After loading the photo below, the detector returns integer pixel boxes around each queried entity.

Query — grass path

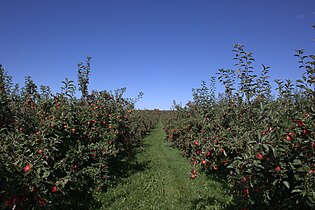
[96,123,233,209]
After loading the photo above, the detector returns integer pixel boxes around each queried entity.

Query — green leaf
[272,179,279,186]
[291,189,302,193]
[36,168,41,175]
[43,171,50,178]
[296,167,308,173]
[293,159,302,166]
[262,144,269,153]
[270,146,277,158]
[283,181,290,189]
[294,174,303,181]
[297,84,306,89]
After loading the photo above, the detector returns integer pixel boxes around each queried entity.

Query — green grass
[95,123,233,209]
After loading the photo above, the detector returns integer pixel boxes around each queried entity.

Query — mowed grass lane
[96,123,233,209]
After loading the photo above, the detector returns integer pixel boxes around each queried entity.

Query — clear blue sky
[1,0,314,110]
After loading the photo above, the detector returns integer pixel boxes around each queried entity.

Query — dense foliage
[0,59,159,209]
[164,44,315,209]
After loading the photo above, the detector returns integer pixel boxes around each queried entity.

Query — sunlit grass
[95,123,233,209]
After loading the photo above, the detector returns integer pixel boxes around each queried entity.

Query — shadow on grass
[54,190,103,210]
[107,144,151,187]
[190,196,236,210]
[97,191,130,210]
[190,178,237,210]
[96,145,152,209]
[190,169,237,210]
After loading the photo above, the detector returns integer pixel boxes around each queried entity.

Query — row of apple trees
[164,44,315,209]
[0,58,159,209]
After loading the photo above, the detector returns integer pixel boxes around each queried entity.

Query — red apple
[275,165,281,172]
[51,186,57,193]
[23,164,31,173]
[256,153,264,160]
[241,177,247,183]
